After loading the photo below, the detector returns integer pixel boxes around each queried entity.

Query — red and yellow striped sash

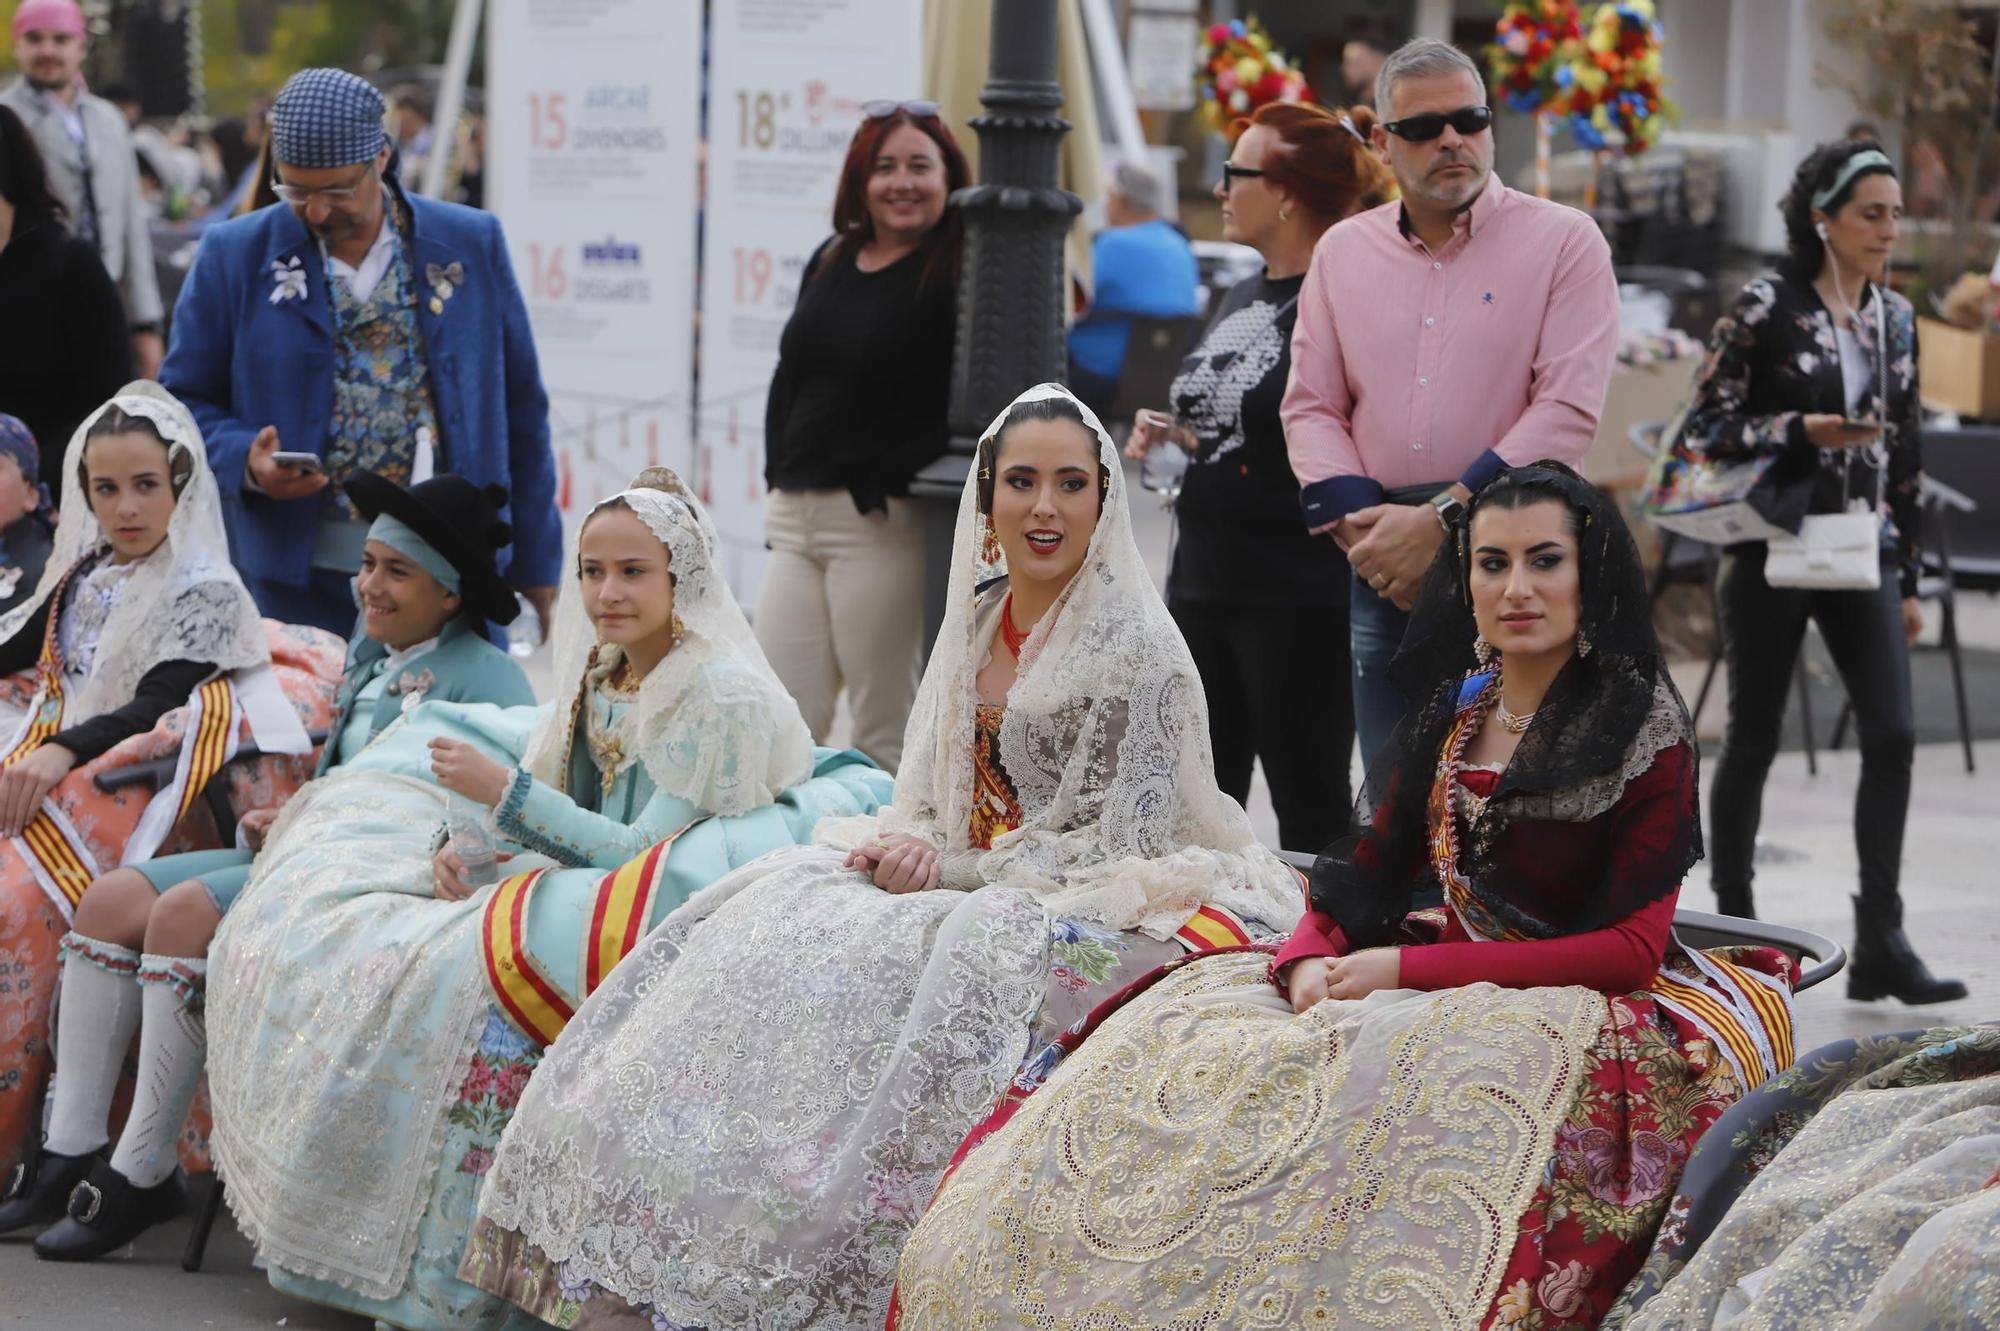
[582,826,694,998]
[4,562,97,911]
[482,868,573,1046]
[172,679,238,824]
[1173,903,1253,954]
[1648,949,1794,1091]
[486,826,703,1046]
[3,561,82,766]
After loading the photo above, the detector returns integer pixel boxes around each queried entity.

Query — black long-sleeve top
[0,557,213,764]
[762,238,956,515]
[1680,272,1923,596]
[0,220,134,480]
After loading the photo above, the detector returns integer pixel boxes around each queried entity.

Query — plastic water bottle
[446,794,501,889]
[507,592,543,659]
[1133,409,1191,495]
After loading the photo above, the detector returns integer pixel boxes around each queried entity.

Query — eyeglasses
[1219,163,1268,190]
[862,99,941,120]
[1380,105,1493,143]
[271,170,374,206]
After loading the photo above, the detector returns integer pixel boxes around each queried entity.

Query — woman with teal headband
[1670,137,1963,1009]
[12,470,535,1261]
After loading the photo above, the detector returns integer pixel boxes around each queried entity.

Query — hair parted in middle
[825,106,971,293]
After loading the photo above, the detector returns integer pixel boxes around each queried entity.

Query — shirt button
[1425,316,1436,326]
[1432,261,1442,270]
[1419,377,1429,386]
[1414,442,1426,451]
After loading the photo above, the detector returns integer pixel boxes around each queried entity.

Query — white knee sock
[109,956,208,1188]
[41,934,143,1158]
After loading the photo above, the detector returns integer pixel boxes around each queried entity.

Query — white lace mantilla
[519,470,811,816]
[0,383,268,721]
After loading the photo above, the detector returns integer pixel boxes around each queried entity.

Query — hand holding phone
[247,426,330,500]
[269,450,324,474]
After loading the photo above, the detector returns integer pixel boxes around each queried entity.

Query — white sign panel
[697,0,926,603]
[487,0,701,539]
[1129,12,1199,112]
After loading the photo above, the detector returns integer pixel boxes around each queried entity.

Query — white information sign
[697,0,926,603]
[1128,11,1199,112]
[487,0,701,540]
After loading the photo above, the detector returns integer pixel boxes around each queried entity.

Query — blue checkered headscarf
[270,68,390,170]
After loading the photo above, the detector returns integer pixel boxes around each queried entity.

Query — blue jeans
[1350,571,1414,785]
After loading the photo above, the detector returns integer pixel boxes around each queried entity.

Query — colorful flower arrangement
[1487,0,1671,156]
[1196,17,1312,131]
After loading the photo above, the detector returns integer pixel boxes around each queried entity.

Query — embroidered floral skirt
[891,944,1794,1331]
[268,1009,548,1331]
[0,624,340,1175]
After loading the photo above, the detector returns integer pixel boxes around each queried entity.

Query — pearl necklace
[1496,696,1537,733]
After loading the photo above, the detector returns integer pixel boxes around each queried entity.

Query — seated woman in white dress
[458,383,1305,1331]
[203,469,891,1331]
[0,383,324,1192]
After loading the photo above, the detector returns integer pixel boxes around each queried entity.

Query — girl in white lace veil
[462,384,1302,1331]
[0,382,268,727]
[514,467,812,817]
[850,380,1299,934]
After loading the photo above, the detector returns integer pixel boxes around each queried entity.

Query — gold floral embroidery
[895,952,1603,1331]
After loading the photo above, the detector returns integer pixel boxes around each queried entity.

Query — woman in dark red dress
[894,462,1800,1331]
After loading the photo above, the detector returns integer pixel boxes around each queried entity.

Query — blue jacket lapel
[260,210,332,340]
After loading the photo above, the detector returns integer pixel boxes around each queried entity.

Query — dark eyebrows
[1472,541,1566,556]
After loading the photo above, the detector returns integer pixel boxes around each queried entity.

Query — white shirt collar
[382,634,439,673]
[320,219,398,305]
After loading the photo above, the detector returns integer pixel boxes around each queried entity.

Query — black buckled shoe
[0,1142,98,1237]
[31,1159,186,1262]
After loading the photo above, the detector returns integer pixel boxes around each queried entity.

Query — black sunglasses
[863,99,941,120]
[1219,162,1267,189]
[1381,105,1493,143]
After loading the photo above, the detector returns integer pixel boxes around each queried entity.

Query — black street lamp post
[911,0,1082,650]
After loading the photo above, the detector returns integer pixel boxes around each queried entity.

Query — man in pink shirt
[1282,38,1618,771]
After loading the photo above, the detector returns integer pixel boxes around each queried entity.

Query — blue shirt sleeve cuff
[1457,449,1508,494]
[1299,476,1386,530]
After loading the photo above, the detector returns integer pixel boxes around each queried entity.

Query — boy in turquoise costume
[6,470,533,1258]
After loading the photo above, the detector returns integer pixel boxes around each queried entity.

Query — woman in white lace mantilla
[458,383,1304,1331]
[0,383,306,1186]
[203,469,886,1331]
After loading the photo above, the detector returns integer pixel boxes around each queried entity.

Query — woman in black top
[1683,139,1962,1005]
[755,103,968,772]
[0,107,132,480]
[1124,102,1392,851]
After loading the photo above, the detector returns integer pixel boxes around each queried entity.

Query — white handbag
[1763,293,1887,591]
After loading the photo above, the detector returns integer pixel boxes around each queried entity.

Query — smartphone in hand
[269,451,325,474]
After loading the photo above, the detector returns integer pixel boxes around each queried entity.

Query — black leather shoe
[0,1142,98,1236]
[31,1160,186,1261]
[1848,896,1970,1006]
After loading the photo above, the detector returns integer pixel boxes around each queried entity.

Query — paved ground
[5,475,1995,1326]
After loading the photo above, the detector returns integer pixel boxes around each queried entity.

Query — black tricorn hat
[343,471,521,626]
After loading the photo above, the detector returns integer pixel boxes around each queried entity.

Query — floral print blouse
[1681,272,1923,595]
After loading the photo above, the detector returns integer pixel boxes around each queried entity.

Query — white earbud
[1816,221,1829,239]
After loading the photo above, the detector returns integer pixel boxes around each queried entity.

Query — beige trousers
[754,488,925,772]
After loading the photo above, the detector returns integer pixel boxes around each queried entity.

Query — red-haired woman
[1124,102,1393,852]
[755,102,969,773]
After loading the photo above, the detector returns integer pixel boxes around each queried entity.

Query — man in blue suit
[162,68,559,637]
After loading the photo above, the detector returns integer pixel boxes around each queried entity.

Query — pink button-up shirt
[1281,177,1619,530]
